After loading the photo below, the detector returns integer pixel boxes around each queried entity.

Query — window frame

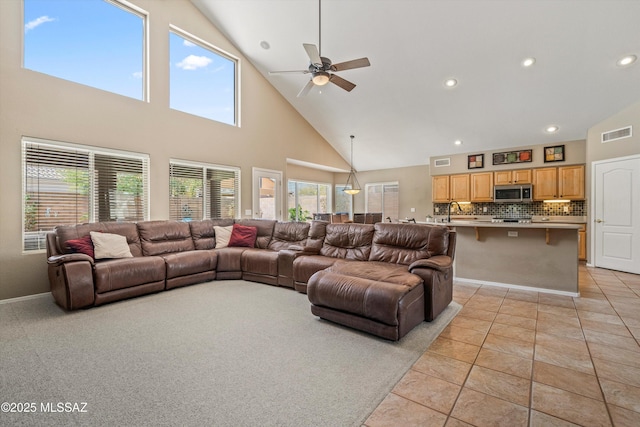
[169,25,240,126]
[365,181,400,222]
[287,179,332,221]
[169,158,241,221]
[22,136,150,253]
[23,0,149,102]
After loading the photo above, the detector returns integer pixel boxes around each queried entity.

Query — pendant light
[343,135,361,195]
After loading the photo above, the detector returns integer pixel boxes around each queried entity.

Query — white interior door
[252,168,282,220]
[593,156,640,274]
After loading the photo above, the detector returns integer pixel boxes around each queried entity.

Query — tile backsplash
[433,201,586,218]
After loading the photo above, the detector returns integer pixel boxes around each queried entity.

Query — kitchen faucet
[447,201,462,223]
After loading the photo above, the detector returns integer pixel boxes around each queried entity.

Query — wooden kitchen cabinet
[432,174,470,202]
[559,165,585,200]
[432,175,450,203]
[450,174,470,202]
[578,224,587,261]
[471,172,494,202]
[494,169,532,185]
[533,165,585,201]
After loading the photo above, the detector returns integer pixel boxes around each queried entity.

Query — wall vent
[434,158,451,167]
[602,126,632,143]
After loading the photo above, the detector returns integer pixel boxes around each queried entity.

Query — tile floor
[364,265,640,427]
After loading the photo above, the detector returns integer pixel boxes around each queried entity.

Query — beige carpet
[1,280,460,426]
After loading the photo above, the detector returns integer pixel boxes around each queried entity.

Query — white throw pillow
[90,231,133,259]
[214,225,233,249]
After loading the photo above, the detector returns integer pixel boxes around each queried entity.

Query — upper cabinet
[432,174,470,202]
[532,164,585,201]
[471,172,494,202]
[494,169,532,186]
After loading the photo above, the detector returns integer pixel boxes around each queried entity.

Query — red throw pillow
[66,234,94,259]
[228,224,258,248]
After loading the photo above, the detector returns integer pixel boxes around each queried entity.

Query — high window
[22,138,150,251]
[169,160,240,221]
[365,182,399,222]
[169,27,237,125]
[24,0,147,100]
[287,180,331,221]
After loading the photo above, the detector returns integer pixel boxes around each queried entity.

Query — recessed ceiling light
[259,40,270,50]
[617,55,637,67]
[454,139,463,145]
[545,125,559,133]
[444,78,458,88]
[522,57,536,67]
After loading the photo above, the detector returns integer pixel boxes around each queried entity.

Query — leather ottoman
[306,261,425,341]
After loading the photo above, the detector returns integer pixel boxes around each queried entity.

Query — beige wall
[337,164,433,221]
[0,0,349,300]
[430,140,587,175]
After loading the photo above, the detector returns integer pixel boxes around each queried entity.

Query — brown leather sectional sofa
[47,219,455,340]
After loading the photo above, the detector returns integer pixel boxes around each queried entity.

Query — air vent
[602,126,632,143]
[434,158,451,167]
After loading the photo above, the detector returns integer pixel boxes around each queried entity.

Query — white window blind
[22,138,149,251]
[366,182,399,222]
[169,160,240,221]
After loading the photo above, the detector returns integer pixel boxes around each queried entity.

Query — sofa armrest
[408,255,452,273]
[48,253,95,266]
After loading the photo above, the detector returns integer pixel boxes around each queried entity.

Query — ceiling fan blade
[331,57,371,72]
[303,43,323,67]
[268,70,310,75]
[297,79,315,98]
[329,74,356,92]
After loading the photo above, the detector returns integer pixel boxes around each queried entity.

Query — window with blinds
[169,160,240,221]
[365,182,399,222]
[22,138,150,252]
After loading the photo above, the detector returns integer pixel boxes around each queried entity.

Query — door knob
[595,219,603,223]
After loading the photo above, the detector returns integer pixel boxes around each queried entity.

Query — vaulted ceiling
[192,0,640,171]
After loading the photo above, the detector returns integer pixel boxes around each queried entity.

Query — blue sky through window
[169,31,236,125]
[24,0,144,100]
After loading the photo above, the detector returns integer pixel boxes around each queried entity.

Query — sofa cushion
[94,256,165,293]
[90,232,133,259]
[320,223,374,260]
[137,221,195,256]
[293,255,340,284]
[241,248,278,276]
[214,225,233,248]
[190,219,235,250]
[228,224,258,248]
[267,221,310,251]
[161,251,217,279]
[56,222,143,257]
[369,223,450,265]
[235,219,276,249]
[327,261,422,287]
[307,269,422,326]
[65,235,94,259]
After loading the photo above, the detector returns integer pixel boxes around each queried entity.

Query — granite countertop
[409,215,586,229]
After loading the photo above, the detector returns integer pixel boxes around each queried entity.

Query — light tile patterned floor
[364,265,640,427]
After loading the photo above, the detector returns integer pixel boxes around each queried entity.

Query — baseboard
[454,277,579,297]
[0,292,51,305]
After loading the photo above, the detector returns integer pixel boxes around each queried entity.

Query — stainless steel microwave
[494,184,533,203]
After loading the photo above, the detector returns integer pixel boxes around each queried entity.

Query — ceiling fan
[268,0,371,97]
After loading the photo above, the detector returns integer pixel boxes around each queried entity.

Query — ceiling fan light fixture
[312,71,330,85]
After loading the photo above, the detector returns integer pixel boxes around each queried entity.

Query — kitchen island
[441,220,582,296]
